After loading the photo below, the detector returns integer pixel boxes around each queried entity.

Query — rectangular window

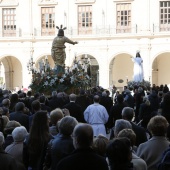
[78,5,92,34]
[116,3,131,33]
[160,1,170,31]
[41,7,55,36]
[2,8,16,37]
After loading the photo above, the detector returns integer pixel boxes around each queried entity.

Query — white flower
[54,77,58,80]
[44,81,48,86]
[47,76,50,79]
[62,74,66,78]
[70,76,75,84]
[50,79,55,84]
[60,78,64,83]
[86,75,90,79]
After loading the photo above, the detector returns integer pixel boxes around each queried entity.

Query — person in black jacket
[39,95,51,113]
[9,102,29,132]
[100,91,113,114]
[75,89,91,113]
[161,92,170,123]
[122,107,147,146]
[106,137,133,170]
[44,116,78,170]
[62,93,85,123]
[138,97,153,129]
[57,123,109,170]
[108,94,127,128]
[124,89,134,109]
[134,87,145,123]
[48,91,59,110]
[148,89,159,113]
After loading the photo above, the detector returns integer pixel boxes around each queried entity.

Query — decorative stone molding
[38,0,58,6]
[113,0,134,2]
[75,0,96,4]
[0,0,19,7]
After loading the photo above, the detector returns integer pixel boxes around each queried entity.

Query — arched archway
[35,55,55,70]
[0,56,22,90]
[76,54,99,87]
[109,53,133,90]
[152,52,170,87]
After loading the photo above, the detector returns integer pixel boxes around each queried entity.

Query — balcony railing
[0,24,170,38]
[31,25,142,38]
[153,23,170,33]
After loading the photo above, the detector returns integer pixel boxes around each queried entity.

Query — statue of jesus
[51,25,78,74]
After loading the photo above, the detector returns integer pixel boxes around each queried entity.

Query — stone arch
[108,51,133,65]
[0,55,22,90]
[74,52,100,65]
[34,54,55,69]
[152,52,170,87]
[109,53,133,90]
[75,53,99,87]
[151,50,170,64]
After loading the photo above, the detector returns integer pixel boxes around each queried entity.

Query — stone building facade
[0,0,170,90]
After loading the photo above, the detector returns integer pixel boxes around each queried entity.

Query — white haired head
[114,119,132,137]
[12,126,28,142]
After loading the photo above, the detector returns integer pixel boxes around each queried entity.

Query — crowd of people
[0,84,170,170]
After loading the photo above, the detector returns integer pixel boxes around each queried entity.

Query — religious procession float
[28,25,91,95]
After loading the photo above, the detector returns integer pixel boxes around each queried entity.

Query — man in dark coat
[124,89,134,109]
[122,107,147,146]
[62,93,85,123]
[39,95,51,113]
[44,116,78,170]
[100,91,113,133]
[29,100,41,129]
[100,91,113,114]
[148,89,159,112]
[9,102,29,132]
[135,87,145,122]
[75,89,91,112]
[48,91,59,110]
[57,123,109,170]
[107,94,127,128]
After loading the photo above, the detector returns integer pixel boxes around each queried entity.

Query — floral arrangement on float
[127,80,151,90]
[27,56,91,95]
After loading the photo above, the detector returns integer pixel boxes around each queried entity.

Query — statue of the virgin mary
[131,51,144,82]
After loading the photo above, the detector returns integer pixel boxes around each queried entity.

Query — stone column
[5,71,13,90]
[98,53,110,89]
[22,62,32,88]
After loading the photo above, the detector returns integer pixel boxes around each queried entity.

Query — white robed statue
[131,51,144,82]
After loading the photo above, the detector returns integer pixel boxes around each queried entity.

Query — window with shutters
[116,3,131,33]
[41,7,55,36]
[78,5,92,34]
[2,8,16,37]
[160,1,170,31]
